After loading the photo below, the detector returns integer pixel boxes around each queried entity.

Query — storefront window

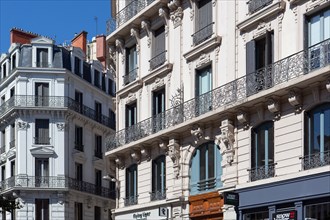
[245,211,269,220]
[305,202,330,220]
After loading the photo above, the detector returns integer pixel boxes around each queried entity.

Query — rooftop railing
[106,0,155,35]
[248,0,273,14]
[0,175,115,199]
[0,95,115,129]
[106,39,330,151]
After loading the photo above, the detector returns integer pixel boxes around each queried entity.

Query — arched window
[190,142,222,195]
[151,155,166,201]
[125,164,137,206]
[251,121,274,181]
[304,103,330,169]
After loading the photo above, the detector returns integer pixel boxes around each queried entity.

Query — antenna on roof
[94,16,98,36]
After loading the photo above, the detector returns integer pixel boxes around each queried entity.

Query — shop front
[237,172,330,220]
[189,191,224,220]
[115,206,171,220]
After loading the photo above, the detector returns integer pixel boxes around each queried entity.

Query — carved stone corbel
[131,150,141,164]
[267,98,281,121]
[168,138,180,178]
[115,39,125,64]
[140,147,150,161]
[130,27,140,53]
[326,79,330,92]
[141,20,151,48]
[56,123,66,131]
[159,140,168,152]
[159,7,169,35]
[152,78,165,91]
[237,110,249,130]
[191,124,204,145]
[115,157,124,169]
[218,119,235,165]
[109,45,116,61]
[288,89,302,114]
[170,7,184,28]
[168,0,181,11]
[126,92,136,104]
[310,82,320,103]
[17,121,28,130]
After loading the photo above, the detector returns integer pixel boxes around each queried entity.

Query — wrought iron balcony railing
[123,68,138,85]
[0,95,115,130]
[248,0,273,14]
[150,190,166,201]
[301,150,330,170]
[74,142,84,152]
[9,140,15,149]
[106,39,330,151]
[0,146,5,154]
[248,163,276,181]
[149,51,167,71]
[0,175,115,198]
[124,195,138,206]
[34,137,51,145]
[192,23,214,46]
[106,0,155,35]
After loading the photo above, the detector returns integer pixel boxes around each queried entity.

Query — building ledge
[237,0,286,32]
[30,146,55,158]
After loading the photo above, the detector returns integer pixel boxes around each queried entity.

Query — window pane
[200,147,206,180]
[208,143,215,179]
[310,15,321,45]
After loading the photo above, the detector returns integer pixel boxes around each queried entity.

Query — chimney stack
[10,28,38,45]
[71,31,88,55]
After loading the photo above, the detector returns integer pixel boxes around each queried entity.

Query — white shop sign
[116,207,169,220]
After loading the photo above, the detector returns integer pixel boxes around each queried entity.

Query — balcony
[74,142,84,152]
[248,0,273,14]
[106,39,330,152]
[301,150,330,170]
[192,23,214,46]
[123,68,138,85]
[248,163,276,181]
[150,190,166,201]
[0,95,115,130]
[124,195,138,206]
[0,175,115,199]
[34,137,51,145]
[149,51,167,71]
[106,0,155,35]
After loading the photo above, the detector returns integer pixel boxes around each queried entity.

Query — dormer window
[74,57,81,76]
[3,63,7,78]
[12,53,16,70]
[94,70,100,88]
[36,48,48,67]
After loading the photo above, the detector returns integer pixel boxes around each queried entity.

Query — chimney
[71,31,88,55]
[96,35,106,67]
[10,28,38,45]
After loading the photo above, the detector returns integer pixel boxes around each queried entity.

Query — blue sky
[0,0,111,53]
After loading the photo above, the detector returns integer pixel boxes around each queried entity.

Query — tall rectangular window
[124,45,137,85]
[74,57,81,75]
[75,91,83,113]
[36,48,48,67]
[125,102,137,127]
[95,101,102,122]
[1,130,5,154]
[94,135,102,159]
[12,54,16,70]
[10,124,15,149]
[74,202,83,220]
[35,83,49,106]
[10,87,14,97]
[95,169,102,195]
[35,199,49,220]
[194,0,213,45]
[94,70,100,88]
[151,156,166,201]
[150,26,166,70]
[3,63,6,78]
[1,165,5,181]
[35,119,50,145]
[125,164,138,206]
[10,161,15,177]
[94,206,101,220]
[152,89,165,132]
[108,79,116,96]
[75,163,83,181]
[196,66,212,115]
[74,126,83,152]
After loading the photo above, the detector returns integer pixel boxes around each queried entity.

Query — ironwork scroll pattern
[302,150,330,170]
[249,163,276,181]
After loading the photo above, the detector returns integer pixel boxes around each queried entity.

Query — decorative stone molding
[191,124,204,145]
[57,192,66,205]
[168,138,180,178]
[256,104,264,121]
[168,0,181,11]
[326,79,330,92]
[237,110,249,130]
[215,46,220,63]
[159,7,169,28]
[109,45,116,62]
[159,140,168,151]
[86,196,93,209]
[306,0,328,12]
[56,123,66,131]
[190,9,194,21]
[141,20,151,48]
[140,147,150,161]
[310,83,320,103]
[115,157,124,169]
[278,13,284,32]
[126,92,136,104]
[115,39,124,54]
[17,121,28,130]
[152,78,165,91]
[293,6,298,23]
[212,0,216,6]
[170,87,184,107]
[253,22,271,39]
[131,150,141,164]
[218,119,235,165]
[170,7,184,28]
[196,53,211,68]
[267,98,281,120]
[288,89,302,114]
[131,28,140,53]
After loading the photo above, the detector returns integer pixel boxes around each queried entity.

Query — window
[94,70,100,88]
[74,202,83,220]
[245,210,269,220]
[95,169,102,195]
[10,161,15,177]
[246,31,274,95]
[36,48,48,67]
[150,26,166,70]
[1,96,5,105]
[35,119,50,145]
[75,163,83,181]
[83,62,91,83]
[10,124,15,149]
[35,83,49,106]
[196,65,212,116]
[75,91,83,113]
[95,101,102,122]
[124,45,137,85]
[190,142,222,195]
[74,126,84,152]
[74,57,81,75]
[102,74,106,92]
[305,201,330,220]
[125,164,138,206]
[10,87,14,97]
[109,109,116,129]
[12,53,16,70]
[126,102,137,127]
[194,0,213,45]
[251,121,275,181]
[108,78,116,96]
[307,8,330,70]
[109,177,116,199]
[35,158,49,187]
[151,155,166,201]
[1,165,5,181]
[1,130,5,154]
[94,206,101,220]
[94,135,102,159]
[152,89,165,132]
[35,199,49,220]
[304,103,330,169]
[3,63,6,78]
